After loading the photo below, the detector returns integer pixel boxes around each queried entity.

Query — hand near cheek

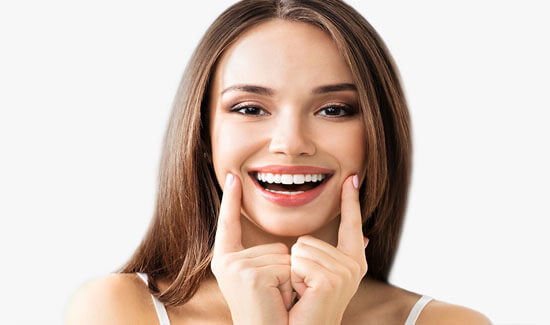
[289,175,369,325]
[211,174,293,325]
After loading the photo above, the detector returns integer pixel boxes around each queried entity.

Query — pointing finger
[337,174,364,259]
[213,173,244,255]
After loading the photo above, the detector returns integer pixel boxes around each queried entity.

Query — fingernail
[352,174,359,189]
[225,173,234,186]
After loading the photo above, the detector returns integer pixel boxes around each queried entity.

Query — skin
[211,172,368,325]
[208,18,369,324]
[63,18,493,325]
[208,19,367,251]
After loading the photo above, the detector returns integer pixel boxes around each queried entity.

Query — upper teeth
[255,172,326,184]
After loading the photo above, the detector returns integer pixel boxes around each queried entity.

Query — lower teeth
[265,189,304,195]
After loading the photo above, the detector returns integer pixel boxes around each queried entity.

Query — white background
[1,1,548,324]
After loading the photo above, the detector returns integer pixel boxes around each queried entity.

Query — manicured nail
[364,237,370,248]
[352,174,359,189]
[225,173,234,186]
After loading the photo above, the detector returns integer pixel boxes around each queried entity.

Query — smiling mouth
[249,171,332,194]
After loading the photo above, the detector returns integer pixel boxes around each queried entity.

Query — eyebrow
[220,83,357,96]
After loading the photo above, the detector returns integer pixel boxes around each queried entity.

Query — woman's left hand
[288,175,369,325]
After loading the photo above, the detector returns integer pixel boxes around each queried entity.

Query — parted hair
[118,0,411,307]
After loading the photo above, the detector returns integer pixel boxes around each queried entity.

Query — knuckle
[221,254,235,267]
[325,274,342,290]
[339,265,352,280]
[319,272,330,283]
[297,235,309,244]
[242,268,263,286]
[339,265,354,282]
[229,258,247,273]
[273,242,288,253]
[213,253,240,273]
[291,242,302,254]
[351,263,362,279]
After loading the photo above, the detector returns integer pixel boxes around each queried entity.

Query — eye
[317,105,356,118]
[230,105,269,116]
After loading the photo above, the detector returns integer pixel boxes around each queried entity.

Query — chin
[243,208,335,238]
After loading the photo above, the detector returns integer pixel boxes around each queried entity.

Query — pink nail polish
[352,175,359,189]
[226,173,234,186]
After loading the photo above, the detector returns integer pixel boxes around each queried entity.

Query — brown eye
[230,105,269,116]
[317,105,355,118]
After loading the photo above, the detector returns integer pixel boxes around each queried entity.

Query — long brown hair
[118,0,411,307]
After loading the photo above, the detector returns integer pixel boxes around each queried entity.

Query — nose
[268,110,316,157]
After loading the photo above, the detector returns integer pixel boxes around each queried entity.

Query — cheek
[211,119,263,181]
[345,124,366,169]
[313,121,366,171]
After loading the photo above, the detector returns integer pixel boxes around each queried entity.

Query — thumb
[279,275,294,311]
[290,256,307,299]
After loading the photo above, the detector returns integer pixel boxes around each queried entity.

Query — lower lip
[250,174,332,207]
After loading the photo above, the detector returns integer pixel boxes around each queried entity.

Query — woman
[65,0,491,324]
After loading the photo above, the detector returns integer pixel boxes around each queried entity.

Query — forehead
[211,19,354,94]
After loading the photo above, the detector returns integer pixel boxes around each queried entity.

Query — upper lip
[248,165,334,175]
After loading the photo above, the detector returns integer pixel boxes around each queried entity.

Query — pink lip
[248,165,334,207]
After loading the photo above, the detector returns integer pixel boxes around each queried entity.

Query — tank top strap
[136,272,171,325]
[404,295,433,325]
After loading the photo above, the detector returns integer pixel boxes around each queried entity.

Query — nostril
[268,134,316,157]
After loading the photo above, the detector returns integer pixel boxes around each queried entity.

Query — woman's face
[208,19,366,237]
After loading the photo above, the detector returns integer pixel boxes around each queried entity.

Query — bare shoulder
[346,279,492,325]
[64,273,157,325]
[417,299,492,325]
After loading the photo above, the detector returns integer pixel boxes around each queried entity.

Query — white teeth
[281,174,293,184]
[313,174,325,182]
[254,172,328,184]
[265,189,305,195]
[293,174,305,184]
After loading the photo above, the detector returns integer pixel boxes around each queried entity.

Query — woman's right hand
[211,173,292,325]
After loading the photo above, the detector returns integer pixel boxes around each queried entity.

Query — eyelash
[229,104,357,118]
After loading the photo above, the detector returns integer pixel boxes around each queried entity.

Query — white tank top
[136,272,433,325]
[136,272,171,325]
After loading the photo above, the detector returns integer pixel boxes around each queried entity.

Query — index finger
[213,173,244,255]
[336,174,365,258]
